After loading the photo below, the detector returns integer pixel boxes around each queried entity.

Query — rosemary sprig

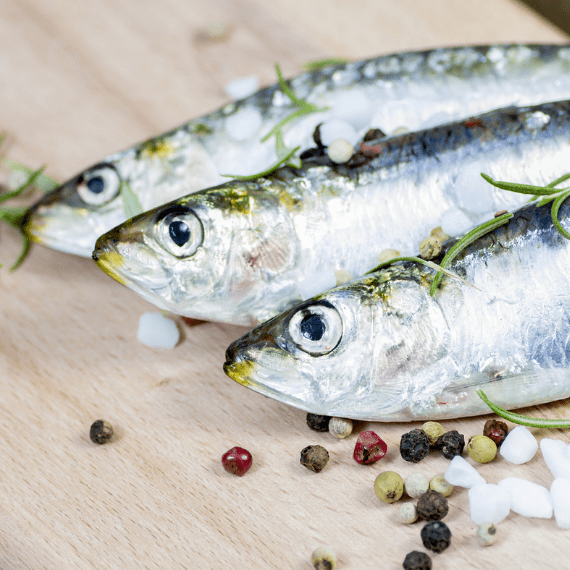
[221,144,301,181]
[477,390,570,428]
[304,57,350,70]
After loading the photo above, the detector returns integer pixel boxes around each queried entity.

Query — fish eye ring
[76,164,121,206]
[156,208,204,258]
[288,302,342,356]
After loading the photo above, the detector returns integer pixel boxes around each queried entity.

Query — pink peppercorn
[353,430,387,465]
[221,446,252,476]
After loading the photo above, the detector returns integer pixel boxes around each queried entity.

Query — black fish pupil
[86,176,105,194]
[300,314,326,342]
[169,220,191,247]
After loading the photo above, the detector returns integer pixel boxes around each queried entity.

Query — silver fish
[94,100,570,326]
[224,200,570,421]
[26,43,570,257]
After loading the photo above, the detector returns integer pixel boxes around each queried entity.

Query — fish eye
[76,164,121,206]
[156,209,204,258]
[288,302,342,356]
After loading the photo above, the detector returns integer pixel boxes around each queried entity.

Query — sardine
[224,200,570,421]
[94,100,570,326]
[26,43,570,257]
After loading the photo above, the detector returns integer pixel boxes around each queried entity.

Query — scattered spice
[483,419,509,446]
[416,490,449,521]
[307,413,331,432]
[327,138,354,164]
[419,235,442,260]
[404,472,429,499]
[467,435,497,463]
[300,445,330,473]
[429,475,454,498]
[436,430,465,459]
[403,551,432,570]
[399,502,419,524]
[89,420,113,444]
[221,446,253,476]
[430,226,450,242]
[400,429,430,463]
[329,417,353,439]
[421,521,451,553]
[477,522,497,546]
[374,471,404,503]
[353,430,387,465]
[311,545,337,570]
[421,421,445,446]
[363,127,386,141]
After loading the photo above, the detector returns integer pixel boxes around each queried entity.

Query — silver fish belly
[224,200,570,421]
[26,43,570,257]
[94,100,570,326]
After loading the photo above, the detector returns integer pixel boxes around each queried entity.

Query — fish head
[92,180,300,325]
[224,270,449,419]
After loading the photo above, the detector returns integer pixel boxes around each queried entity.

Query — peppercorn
[403,551,432,570]
[329,417,353,439]
[306,413,331,432]
[398,502,418,524]
[421,421,445,446]
[419,235,442,260]
[221,446,253,476]
[435,430,465,459]
[374,471,404,503]
[483,419,509,447]
[363,127,386,141]
[404,472,429,499]
[311,545,337,570]
[421,520,451,553]
[353,430,387,464]
[467,435,497,463]
[477,522,497,546]
[89,420,113,444]
[400,429,430,463]
[416,490,449,521]
[429,475,454,498]
[300,445,329,473]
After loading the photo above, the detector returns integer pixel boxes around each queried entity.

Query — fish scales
[94,99,570,326]
[223,200,570,421]
[25,43,570,257]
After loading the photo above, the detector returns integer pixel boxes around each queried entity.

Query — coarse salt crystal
[297,270,337,301]
[439,208,471,237]
[319,119,359,146]
[468,483,510,525]
[498,477,553,519]
[499,426,538,464]
[137,312,180,349]
[444,455,486,488]
[550,478,570,529]
[541,439,570,480]
[224,107,263,141]
[329,91,373,130]
[453,162,496,215]
[223,75,259,100]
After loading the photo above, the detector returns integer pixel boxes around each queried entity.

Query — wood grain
[0,1,569,568]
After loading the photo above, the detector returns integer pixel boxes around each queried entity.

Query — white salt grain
[453,162,496,215]
[498,477,553,519]
[225,108,263,141]
[137,312,180,349]
[329,91,373,130]
[327,138,354,164]
[468,484,510,525]
[499,426,538,464]
[541,439,570,480]
[444,455,486,488]
[223,75,259,100]
[319,119,359,146]
[439,207,471,237]
[550,478,570,529]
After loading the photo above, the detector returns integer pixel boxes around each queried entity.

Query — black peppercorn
[400,429,430,463]
[483,419,509,447]
[416,490,449,521]
[89,420,113,444]
[306,413,331,432]
[300,445,329,472]
[435,430,465,459]
[421,521,451,553]
[403,550,432,570]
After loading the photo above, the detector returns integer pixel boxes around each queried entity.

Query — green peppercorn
[300,445,330,473]
[429,474,454,498]
[374,471,404,503]
[89,420,113,444]
[477,523,497,546]
[467,435,497,463]
[421,421,445,446]
[311,545,337,569]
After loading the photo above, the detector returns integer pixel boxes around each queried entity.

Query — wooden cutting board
[0,1,568,568]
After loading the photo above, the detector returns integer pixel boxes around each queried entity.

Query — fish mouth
[92,238,127,285]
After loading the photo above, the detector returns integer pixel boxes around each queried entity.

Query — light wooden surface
[1,1,569,568]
